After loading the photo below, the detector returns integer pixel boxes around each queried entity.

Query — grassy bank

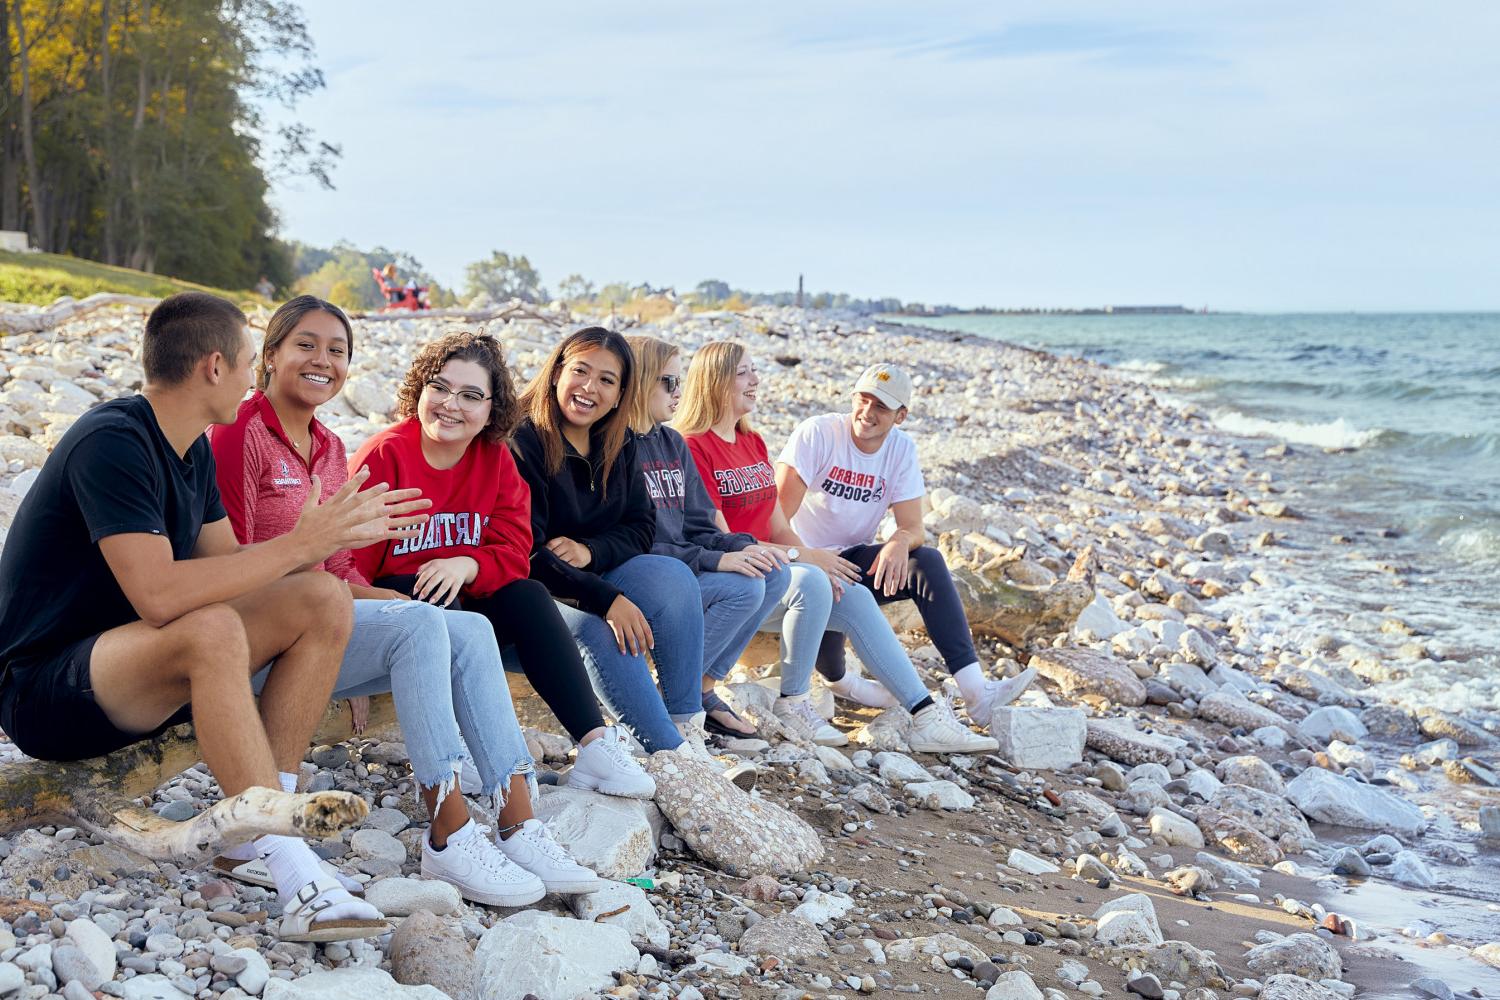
[0,250,251,306]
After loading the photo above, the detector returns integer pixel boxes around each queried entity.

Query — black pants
[375,576,605,742]
[815,543,979,682]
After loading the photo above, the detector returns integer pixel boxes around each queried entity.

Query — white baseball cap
[852,363,913,410]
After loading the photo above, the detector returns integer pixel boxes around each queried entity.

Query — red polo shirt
[207,391,368,586]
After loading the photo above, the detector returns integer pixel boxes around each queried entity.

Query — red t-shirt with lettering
[683,427,777,540]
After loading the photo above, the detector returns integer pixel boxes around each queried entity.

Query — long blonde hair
[516,326,637,494]
[624,335,680,435]
[674,340,753,437]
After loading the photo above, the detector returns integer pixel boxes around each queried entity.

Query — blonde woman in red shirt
[677,341,998,754]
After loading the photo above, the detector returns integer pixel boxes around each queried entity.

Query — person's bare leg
[420,782,473,849]
[89,605,277,796]
[225,571,353,773]
[495,774,534,841]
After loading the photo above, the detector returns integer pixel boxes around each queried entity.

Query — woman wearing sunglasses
[625,335,790,739]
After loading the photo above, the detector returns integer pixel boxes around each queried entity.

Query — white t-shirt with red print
[776,412,925,550]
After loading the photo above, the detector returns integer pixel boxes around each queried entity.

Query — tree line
[1,0,336,289]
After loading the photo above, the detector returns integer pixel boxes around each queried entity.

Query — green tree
[463,250,543,303]
[556,273,594,302]
[1,0,336,289]
[693,279,730,304]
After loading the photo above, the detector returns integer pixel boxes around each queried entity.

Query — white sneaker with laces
[908,699,1000,754]
[497,819,601,894]
[568,726,657,798]
[964,667,1038,728]
[673,711,716,762]
[420,819,544,907]
[774,694,849,747]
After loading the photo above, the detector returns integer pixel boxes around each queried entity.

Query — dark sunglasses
[659,374,683,393]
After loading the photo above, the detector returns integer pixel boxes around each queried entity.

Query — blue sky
[265,2,1500,311]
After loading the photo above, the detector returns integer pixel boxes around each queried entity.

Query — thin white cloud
[265,0,1500,309]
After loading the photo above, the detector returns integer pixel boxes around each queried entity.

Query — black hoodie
[510,417,656,617]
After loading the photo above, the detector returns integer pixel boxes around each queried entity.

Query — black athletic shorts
[0,634,192,761]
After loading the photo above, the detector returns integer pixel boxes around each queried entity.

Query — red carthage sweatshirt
[348,417,532,598]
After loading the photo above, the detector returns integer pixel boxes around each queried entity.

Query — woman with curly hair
[350,330,655,799]
[212,301,611,917]
[509,326,710,758]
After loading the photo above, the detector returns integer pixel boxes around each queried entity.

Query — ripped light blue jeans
[254,599,533,806]
[759,563,929,709]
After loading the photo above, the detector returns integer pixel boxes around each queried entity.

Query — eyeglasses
[424,380,491,410]
[659,374,683,393]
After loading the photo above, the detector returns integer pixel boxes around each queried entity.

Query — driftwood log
[349,303,564,327]
[0,673,555,862]
[0,292,159,334]
[0,694,398,861]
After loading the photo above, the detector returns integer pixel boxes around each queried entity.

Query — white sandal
[212,855,365,896]
[277,876,390,943]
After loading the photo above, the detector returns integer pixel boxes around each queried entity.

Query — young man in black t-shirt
[0,292,427,942]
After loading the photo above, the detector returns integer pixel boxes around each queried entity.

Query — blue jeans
[699,562,790,681]
[255,599,532,804]
[760,564,929,709]
[555,555,704,754]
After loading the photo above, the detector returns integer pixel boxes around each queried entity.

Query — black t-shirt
[0,394,226,671]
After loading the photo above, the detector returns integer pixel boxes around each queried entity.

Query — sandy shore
[0,299,1495,1000]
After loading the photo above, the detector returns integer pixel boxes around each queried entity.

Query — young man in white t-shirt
[774,363,1035,726]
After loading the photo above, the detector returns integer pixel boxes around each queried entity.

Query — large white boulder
[569,879,670,949]
[989,707,1086,770]
[534,784,661,879]
[1299,706,1368,744]
[474,911,639,1000]
[263,968,448,999]
[1092,893,1163,947]
[1284,767,1426,837]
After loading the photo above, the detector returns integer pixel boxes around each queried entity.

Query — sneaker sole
[908,739,1000,754]
[423,868,546,908]
[567,769,657,799]
[536,876,604,895]
[814,731,850,747]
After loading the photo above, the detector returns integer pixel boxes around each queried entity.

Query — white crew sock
[826,673,898,709]
[952,663,988,704]
[220,771,299,861]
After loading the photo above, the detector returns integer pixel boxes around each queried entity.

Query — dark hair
[516,326,636,493]
[142,292,248,385]
[259,295,354,390]
[396,331,521,445]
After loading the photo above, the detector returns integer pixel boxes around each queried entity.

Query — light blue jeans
[699,562,791,681]
[255,599,532,805]
[555,555,705,754]
[759,563,929,709]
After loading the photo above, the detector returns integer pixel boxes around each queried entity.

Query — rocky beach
[0,296,1495,1000]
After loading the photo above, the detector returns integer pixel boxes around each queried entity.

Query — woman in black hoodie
[510,327,709,756]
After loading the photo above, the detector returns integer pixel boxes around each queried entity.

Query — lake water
[900,312,1500,719]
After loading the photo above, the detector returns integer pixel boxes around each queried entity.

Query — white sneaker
[964,667,1038,728]
[420,819,544,907]
[569,727,656,798]
[673,711,716,762]
[774,694,849,747]
[459,758,482,796]
[497,819,601,895]
[827,672,899,709]
[909,699,1000,754]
